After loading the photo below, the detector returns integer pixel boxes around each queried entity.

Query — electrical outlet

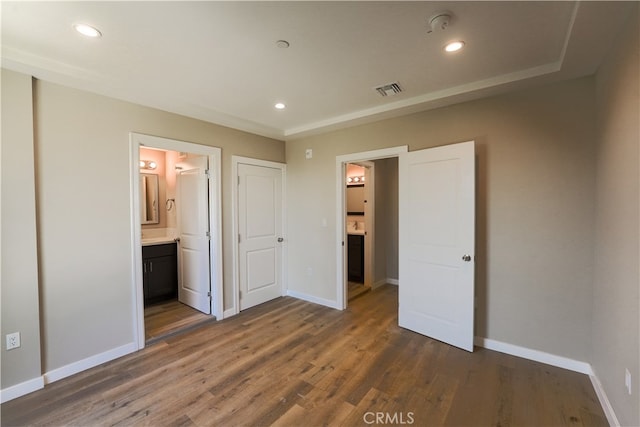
[6,332,20,350]
[625,368,632,395]
[305,148,313,160]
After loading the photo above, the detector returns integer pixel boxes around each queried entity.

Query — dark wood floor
[2,285,606,426]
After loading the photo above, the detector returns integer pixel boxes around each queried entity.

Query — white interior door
[398,141,475,351]
[177,156,211,314]
[238,162,284,310]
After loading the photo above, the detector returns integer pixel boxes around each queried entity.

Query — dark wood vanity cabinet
[142,243,178,306]
[348,234,364,283]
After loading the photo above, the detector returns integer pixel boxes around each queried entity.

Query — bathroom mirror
[140,173,159,224]
[347,184,365,215]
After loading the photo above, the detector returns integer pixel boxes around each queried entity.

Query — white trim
[287,290,340,310]
[0,376,45,403]
[129,133,223,349]
[336,146,408,310]
[589,368,620,427]
[474,337,592,375]
[43,342,136,384]
[231,156,287,316]
[386,278,399,286]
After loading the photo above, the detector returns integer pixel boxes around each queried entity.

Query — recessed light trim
[274,102,286,110]
[444,40,465,53]
[74,23,102,38]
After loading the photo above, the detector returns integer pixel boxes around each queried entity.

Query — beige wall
[286,76,597,361]
[593,6,639,426]
[373,158,398,284]
[1,70,42,389]
[27,79,284,374]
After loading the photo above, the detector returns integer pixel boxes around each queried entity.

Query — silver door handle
[462,255,472,262]
[277,237,284,242]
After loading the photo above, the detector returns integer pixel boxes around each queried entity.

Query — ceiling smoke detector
[374,82,403,97]
[427,12,452,34]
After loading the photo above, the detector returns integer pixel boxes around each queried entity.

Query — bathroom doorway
[336,146,404,310]
[345,162,374,301]
[130,133,223,349]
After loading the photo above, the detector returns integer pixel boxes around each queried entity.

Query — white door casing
[177,155,211,314]
[398,141,475,352]
[236,161,285,311]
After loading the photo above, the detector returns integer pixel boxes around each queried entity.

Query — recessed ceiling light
[74,23,102,38]
[274,102,286,110]
[444,40,465,53]
[276,40,290,49]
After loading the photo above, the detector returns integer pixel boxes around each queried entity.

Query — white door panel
[238,163,284,310]
[399,141,475,352]
[177,157,211,314]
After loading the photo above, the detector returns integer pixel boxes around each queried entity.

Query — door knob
[277,237,284,242]
[462,254,472,262]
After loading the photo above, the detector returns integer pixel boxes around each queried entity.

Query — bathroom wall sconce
[346,175,365,185]
[139,160,157,170]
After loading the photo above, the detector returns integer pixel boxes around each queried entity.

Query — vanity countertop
[142,236,176,246]
[347,230,365,236]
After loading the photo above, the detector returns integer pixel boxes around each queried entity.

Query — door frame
[129,132,223,350]
[335,146,408,310]
[230,156,287,317]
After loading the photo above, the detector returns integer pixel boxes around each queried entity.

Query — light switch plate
[305,148,313,159]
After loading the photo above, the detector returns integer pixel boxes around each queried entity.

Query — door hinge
[207,291,212,299]
[206,231,211,240]
[205,169,211,178]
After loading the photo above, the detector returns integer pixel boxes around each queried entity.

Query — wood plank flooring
[347,281,370,301]
[2,285,607,426]
[144,299,215,343]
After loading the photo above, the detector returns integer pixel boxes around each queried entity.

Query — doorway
[336,146,407,309]
[336,142,476,352]
[130,133,223,350]
[345,162,374,301]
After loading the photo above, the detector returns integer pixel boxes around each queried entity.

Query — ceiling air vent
[375,82,403,97]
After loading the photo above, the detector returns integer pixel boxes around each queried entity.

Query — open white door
[399,141,475,352]
[238,162,284,310]
[177,156,211,314]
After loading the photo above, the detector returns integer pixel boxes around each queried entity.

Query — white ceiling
[1,1,633,140]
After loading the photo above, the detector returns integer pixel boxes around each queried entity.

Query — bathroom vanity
[142,241,178,306]
[348,233,364,283]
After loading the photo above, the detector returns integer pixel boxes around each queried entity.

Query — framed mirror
[347,184,365,215]
[140,173,159,224]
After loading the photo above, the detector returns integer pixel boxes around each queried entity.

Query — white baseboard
[386,278,399,286]
[589,367,620,427]
[0,376,45,403]
[44,342,137,384]
[287,289,340,309]
[474,337,592,375]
